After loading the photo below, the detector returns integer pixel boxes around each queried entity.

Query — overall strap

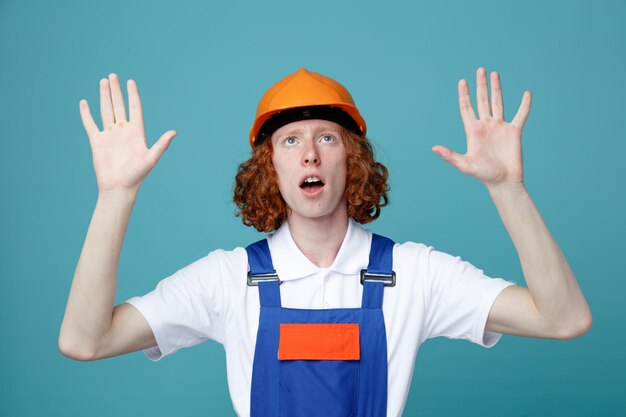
[362,234,396,309]
[245,239,281,308]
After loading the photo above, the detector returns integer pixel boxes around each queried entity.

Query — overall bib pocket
[278,323,361,417]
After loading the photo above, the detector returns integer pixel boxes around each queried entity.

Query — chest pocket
[278,323,361,416]
[278,323,360,360]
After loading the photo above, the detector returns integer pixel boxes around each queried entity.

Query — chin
[289,206,346,223]
[290,211,330,221]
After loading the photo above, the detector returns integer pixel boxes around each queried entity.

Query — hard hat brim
[253,105,365,146]
[250,103,366,147]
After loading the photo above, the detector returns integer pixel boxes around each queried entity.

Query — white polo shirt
[124,219,515,417]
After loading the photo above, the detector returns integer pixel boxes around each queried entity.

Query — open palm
[79,73,176,193]
[432,68,531,188]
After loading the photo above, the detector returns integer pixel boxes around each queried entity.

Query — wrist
[97,187,139,203]
[486,180,526,195]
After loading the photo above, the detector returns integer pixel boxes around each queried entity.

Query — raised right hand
[79,73,177,194]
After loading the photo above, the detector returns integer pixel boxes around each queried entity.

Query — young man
[59,68,592,417]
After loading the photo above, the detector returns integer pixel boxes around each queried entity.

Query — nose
[302,141,320,166]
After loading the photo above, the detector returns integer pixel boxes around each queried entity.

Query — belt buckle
[360,269,396,287]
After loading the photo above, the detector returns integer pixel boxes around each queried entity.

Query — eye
[284,136,297,145]
[320,135,335,143]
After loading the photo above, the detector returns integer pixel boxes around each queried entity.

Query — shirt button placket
[322,274,330,307]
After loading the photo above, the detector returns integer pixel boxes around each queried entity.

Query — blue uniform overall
[245,234,396,417]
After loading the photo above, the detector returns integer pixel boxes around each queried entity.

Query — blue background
[1,0,624,415]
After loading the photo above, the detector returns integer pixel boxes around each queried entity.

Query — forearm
[487,182,591,334]
[59,188,138,359]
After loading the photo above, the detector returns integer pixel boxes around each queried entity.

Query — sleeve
[123,251,230,362]
[421,246,516,348]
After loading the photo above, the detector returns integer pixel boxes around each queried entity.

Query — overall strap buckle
[247,271,282,286]
[245,238,281,287]
[360,233,396,287]
[360,269,396,287]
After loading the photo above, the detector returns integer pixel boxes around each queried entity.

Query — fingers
[432,145,468,173]
[79,99,99,138]
[100,78,114,128]
[127,79,144,128]
[108,73,128,124]
[512,91,532,128]
[458,79,477,127]
[476,68,491,119]
[149,130,177,163]
[490,71,504,121]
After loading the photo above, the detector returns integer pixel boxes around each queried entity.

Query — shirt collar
[267,218,372,281]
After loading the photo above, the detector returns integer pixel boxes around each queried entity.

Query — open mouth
[300,176,325,193]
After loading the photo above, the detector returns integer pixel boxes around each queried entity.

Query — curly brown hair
[233,127,389,233]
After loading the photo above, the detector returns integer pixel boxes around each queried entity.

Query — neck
[287,214,349,268]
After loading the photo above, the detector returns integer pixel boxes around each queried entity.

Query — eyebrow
[279,125,342,137]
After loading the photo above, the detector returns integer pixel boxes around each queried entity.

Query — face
[271,119,348,224]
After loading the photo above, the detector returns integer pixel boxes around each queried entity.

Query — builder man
[60,68,591,417]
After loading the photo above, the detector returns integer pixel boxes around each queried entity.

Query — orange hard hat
[249,68,367,147]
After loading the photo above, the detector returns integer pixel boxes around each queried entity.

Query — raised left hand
[432,68,531,189]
